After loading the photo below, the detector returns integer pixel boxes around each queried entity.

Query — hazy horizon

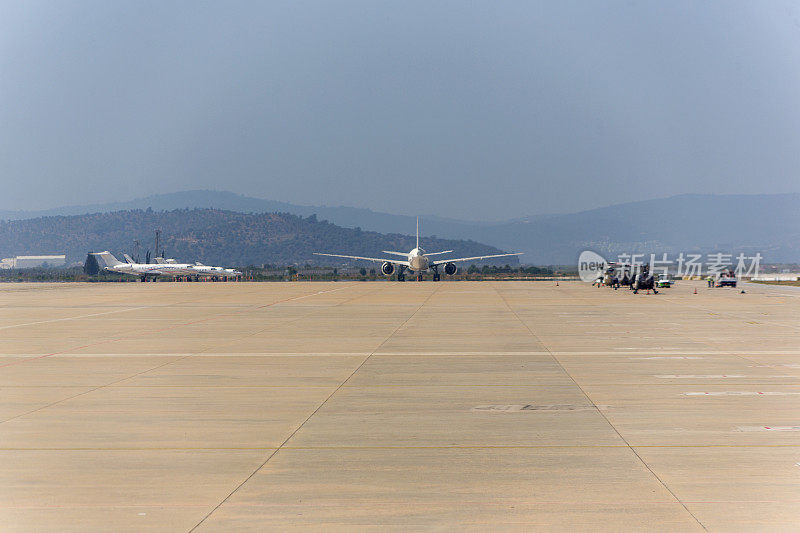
[3,189,800,224]
[3,1,800,219]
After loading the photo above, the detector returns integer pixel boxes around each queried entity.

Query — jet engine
[444,262,458,276]
[381,262,395,276]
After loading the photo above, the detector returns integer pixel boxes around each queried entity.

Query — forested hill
[0,209,516,267]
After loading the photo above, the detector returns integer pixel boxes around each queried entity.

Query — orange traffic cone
[694,287,697,294]
[556,281,559,286]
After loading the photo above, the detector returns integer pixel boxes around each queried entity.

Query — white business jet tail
[90,251,124,269]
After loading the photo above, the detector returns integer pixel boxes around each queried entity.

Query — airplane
[89,251,193,281]
[314,218,522,281]
[147,254,242,280]
[191,262,243,281]
[88,252,240,282]
[138,255,241,280]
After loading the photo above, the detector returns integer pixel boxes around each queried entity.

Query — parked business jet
[314,218,522,281]
[90,251,194,281]
[191,262,243,280]
[89,252,241,281]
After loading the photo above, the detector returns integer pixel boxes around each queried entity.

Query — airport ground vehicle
[716,271,737,287]
[656,274,673,288]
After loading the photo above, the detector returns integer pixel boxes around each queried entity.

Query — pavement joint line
[0,284,358,370]
[0,306,151,331]
[5,350,800,357]
[2,444,800,451]
[492,283,709,532]
[0,285,368,426]
[0,356,195,425]
[8,500,800,510]
[11,382,800,388]
[187,283,444,532]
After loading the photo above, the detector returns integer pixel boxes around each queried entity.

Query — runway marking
[685,392,800,396]
[738,426,800,432]
[3,444,800,451]
[3,500,800,511]
[472,404,607,412]
[631,356,705,360]
[656,375,745,379]
[5,350,800,358]
[4,350,800,358]
[659,375,794,379]
[0,353,372,358]
[14,382,800,389]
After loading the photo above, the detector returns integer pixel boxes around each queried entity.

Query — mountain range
[0,209,511,267]
[2,190,799,263]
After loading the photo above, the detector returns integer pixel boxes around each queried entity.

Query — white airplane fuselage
[407,248,430,272]
[105,263,194,277]
[192,265,242,278]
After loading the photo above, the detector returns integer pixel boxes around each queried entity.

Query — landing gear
[397,266,406,282]
[432,265,440,282]
[417,274,424,282]
[140,275,147,282]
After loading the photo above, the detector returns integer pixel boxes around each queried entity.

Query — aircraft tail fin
[416,216,419,249]
[90,251,123,269]
[122,253,134,264]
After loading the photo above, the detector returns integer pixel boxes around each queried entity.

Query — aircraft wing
[313,252,410,266]
[432,252,523,266]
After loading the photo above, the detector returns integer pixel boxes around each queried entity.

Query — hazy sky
[3,1,800,220]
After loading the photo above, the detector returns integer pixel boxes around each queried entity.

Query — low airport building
[752,273,800,281]
[0,255,67,269]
